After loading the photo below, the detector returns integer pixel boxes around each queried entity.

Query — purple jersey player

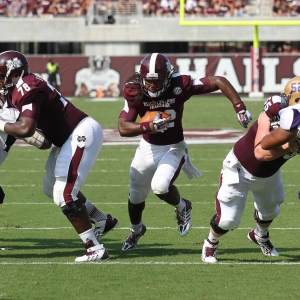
[0,50,118,262]
[118,53,252,251]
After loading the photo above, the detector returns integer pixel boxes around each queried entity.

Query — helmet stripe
[149,53,158,74]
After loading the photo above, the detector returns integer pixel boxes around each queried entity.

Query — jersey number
[17,83,30,96]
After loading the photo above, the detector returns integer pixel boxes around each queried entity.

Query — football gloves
[234,101,252,128]
[152,112,170,133]
[237,109,252,128]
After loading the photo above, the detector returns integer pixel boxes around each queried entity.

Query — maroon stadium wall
[28,54,300,97]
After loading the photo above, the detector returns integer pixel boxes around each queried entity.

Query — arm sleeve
[190,77,212,96]
[119,99,139,121]
[279,107,300,130]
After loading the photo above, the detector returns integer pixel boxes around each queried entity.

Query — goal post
[179,0,300,97]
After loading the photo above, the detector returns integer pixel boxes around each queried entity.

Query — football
[139,111,170,123]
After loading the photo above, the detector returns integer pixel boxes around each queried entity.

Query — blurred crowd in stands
[1,0,300,18]
[0,0,90,17]
[181,0,250,17]
[273,0,300,16]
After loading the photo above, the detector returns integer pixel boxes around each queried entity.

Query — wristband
[233,101,246,113]
[0,120,7,132]
[140,122,152,134]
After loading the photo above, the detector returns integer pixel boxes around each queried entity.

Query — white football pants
[42,117,103,207]
[129,138,190,205]
[216,149,284,230]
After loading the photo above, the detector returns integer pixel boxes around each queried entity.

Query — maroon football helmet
[0,50,29,95]
[139,53,174,98]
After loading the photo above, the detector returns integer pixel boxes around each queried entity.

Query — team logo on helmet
[6,58,23,78]
[173,87,182,95]
[6,58,23,70]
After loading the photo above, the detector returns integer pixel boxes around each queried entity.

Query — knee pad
[62,201,87,222]
[218,220,240,230]
[151,175,169,195]
[210,214,229,235]
[254,209,274,224]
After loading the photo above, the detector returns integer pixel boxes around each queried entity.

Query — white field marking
[0,261,299,265]
[0,169,213,173]
[3,201,300,205]
[0,227,299,230]
[0,184,219,188]
[2,183,300,188]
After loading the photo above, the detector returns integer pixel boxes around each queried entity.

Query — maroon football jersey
[7,74,88,147]
[120,73,212,145]
[234,120,296,178]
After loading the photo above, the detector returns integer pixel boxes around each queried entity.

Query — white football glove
[236,109,252,128]
[152,112,170,133]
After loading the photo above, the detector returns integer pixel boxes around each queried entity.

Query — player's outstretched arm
[208,76,252,128]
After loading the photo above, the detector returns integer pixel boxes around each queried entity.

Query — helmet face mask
[0,51,29,95]
[281,76,300,106]
[139,53,174,98]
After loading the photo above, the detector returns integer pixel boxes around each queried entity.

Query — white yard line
[0,261,299,265]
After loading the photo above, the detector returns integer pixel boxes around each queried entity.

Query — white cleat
[201,239,219,263]
[75,241,109,262]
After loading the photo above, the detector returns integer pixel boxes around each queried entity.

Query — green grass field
[1,97,300,300]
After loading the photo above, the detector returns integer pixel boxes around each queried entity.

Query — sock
[79,228,99,246]
[85,199,107,222]
[208,232,220,244]
[174,198,185,212]
[255,224,269,237]
[131,222,143,235]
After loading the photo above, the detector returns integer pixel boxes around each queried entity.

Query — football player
[0,50,118,262]
[118,53,252,251]
[202,83,300,263]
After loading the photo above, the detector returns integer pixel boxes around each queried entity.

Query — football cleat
[93,214,119,241]
[174,199,192,237]
[122,224,146,251]
[247,229,279,256]
[75,240,109,262]
[201,239,219,263]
